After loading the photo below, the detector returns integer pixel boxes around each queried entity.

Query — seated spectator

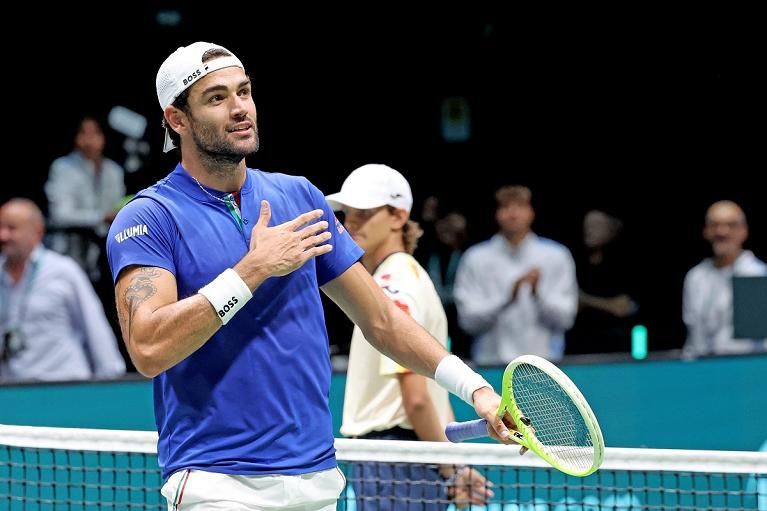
[683,200,767,357]
[454,185,577,364]
[0,198,126,382]
[567,209,639,354]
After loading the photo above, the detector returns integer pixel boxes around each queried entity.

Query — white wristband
[198,269,253,325]
[434,355,491,405]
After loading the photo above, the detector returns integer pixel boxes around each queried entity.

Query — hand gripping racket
[445,355,605,477]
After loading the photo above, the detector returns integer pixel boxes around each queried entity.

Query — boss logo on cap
[183,69,203,86]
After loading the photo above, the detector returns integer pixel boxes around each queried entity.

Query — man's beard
[190,117,259,166]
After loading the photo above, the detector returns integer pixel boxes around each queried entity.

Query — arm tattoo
[122,267,160,341]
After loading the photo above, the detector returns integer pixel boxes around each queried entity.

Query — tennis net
[1,424,766,510]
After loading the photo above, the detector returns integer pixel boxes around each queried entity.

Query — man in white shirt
[46,116,126,237]
[683,200,767,357]
[45,116,127,283]
[328,164,491,510]
[454,186,578,364]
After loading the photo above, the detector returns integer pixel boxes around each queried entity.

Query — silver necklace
[192,176,244,225]
[194,176,245,234]
[193,177,234,204]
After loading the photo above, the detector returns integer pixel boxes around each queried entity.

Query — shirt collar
[1,245,45,286]
[705,250,759,274]
[493,232,537,254]
[168,163,254,204]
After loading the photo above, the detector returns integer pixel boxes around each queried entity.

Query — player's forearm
[406,402,448,441]
[124,294,221,377]
[323,265,450,377]
[125,266,270,377]
[365,300,449,378]
[399,373,449,441]
[399,376,448,442]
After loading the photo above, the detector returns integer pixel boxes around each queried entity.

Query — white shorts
[160,466,346,510]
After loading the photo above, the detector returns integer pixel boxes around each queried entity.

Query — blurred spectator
[454,185,577,364]
[45,115,127,283]
[417,206,473,359]
[683,200,767,357]
[567,209,639,354]
[0,198,126,382]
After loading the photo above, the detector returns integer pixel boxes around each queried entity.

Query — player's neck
[182,154,247,193]
[363,238,405,274]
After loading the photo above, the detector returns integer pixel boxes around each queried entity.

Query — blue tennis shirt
[107,164,363,480]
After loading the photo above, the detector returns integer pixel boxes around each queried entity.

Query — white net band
[1,424,765,474]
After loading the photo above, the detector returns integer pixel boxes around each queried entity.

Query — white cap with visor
[156,41,243,152]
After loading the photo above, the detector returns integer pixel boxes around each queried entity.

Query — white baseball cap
[156,41,244,152]
[325,164,413,213]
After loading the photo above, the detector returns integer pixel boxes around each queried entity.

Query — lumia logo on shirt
[114,224,149,243]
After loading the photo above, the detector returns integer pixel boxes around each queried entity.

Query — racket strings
[511,364,595,472]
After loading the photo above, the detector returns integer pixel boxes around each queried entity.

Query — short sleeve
[375,257,424,376]
[106,196,177,283]
[379,354,411,377]
[375,256,424,325]
[302,179,364,286]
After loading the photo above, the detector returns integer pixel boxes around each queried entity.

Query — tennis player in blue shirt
[107,41,515,510]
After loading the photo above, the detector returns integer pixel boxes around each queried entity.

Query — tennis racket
[445,355,605,477]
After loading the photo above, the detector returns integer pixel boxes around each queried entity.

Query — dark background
[3,7,764,352]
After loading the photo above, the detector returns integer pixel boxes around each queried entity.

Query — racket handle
[445,419,488,442]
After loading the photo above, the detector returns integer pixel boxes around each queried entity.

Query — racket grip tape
[445,419,488,442]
